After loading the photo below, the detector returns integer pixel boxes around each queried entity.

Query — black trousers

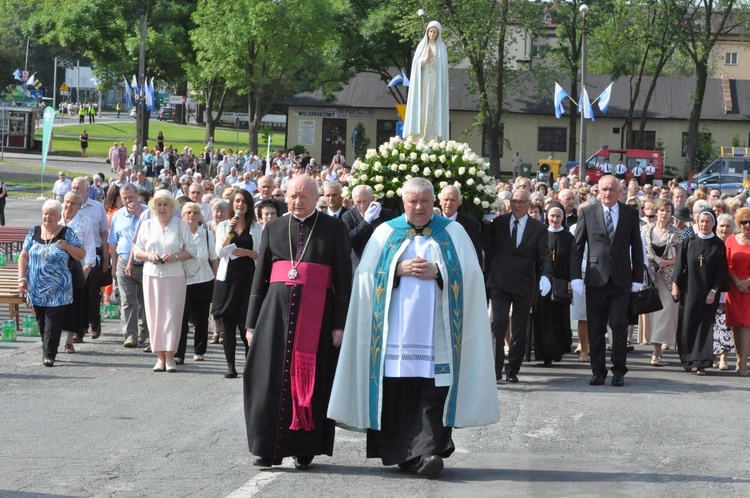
[177,280,213,358]
[85,248,104,335]
[0,197,5,226]
[491,290,533,378]
[34,305,67,360]
[586,278,631,377]
[221,317,248,371]
[366,377,454,466]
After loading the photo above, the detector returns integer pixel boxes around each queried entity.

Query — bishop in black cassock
[244,175,352,470]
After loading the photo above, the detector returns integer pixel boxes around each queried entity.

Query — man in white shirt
[324,182,347,219]
[236,172,258,194]
[601,160,613,174]
[188,182,213,222]
[52,171,72,201]
[614,161,628,180]
[631,162,645,186]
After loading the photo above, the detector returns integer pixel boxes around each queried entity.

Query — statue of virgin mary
[403,21,450,143]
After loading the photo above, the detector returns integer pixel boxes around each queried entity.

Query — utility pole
[136,14,147,171]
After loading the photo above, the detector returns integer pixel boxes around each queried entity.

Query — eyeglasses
[205,186,214,191]
[740,220,750,226]
[510,199,530,205]
[646,214,657,219]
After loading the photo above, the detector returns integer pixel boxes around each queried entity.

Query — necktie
[512,219,519,248]
[605,209,615,242]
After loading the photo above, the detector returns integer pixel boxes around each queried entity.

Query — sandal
[579,355,589,363]
[651,356,665,367]
[209,335,220,344]
[64,343,75,354]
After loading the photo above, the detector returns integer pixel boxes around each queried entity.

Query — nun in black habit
[671,210,730,375]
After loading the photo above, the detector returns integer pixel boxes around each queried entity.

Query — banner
[41,106,56,176]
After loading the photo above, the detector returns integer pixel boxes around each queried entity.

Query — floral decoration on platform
[349,136,500,218]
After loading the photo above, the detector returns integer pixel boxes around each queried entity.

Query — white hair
[42,199,63,215]
[402,177,434,197]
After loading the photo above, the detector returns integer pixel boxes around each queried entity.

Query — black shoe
[626,345,635,352]
[589,374,606,386]
[397,459,419,472]
[294,456,313,471]
[506,373,519,383]
[174,357,184,365]
[253,457,282,468]
[417,455,443,478]
[224,370,238,379]
[611,374,625,387]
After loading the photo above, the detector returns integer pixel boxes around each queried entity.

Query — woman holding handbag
[533,202,574,366]
[641,199,683,366]
[133,190,197,372]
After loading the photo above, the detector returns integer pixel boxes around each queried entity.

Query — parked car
[679,147,750,194]
[158,106,174,121]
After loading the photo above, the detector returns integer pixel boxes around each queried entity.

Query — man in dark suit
[570,175,644,387]
[324,182,348,219]
[341,185,395,266]
[486,188,552,383]
[438,186,483,269]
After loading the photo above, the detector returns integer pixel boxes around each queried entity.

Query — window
[531,45,546,59]
[537,127,567,152]
[377,120,398,147]
[725,52,738,65]
[681,131,712,157]
[630,131,656,150]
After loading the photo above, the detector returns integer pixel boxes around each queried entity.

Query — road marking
[226,471,280,497]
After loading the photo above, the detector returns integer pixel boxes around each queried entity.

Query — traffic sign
[29,90,43,100]
[60,82,69,91]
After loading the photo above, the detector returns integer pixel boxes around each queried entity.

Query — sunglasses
[646,214,656,219]
[205,186,214,191]
[740,220,750,226]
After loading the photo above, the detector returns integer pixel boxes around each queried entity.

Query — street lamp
[417,8,426,28]
[579,4,589,171]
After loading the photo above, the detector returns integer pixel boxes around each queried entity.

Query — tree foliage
[25,0,196,88]
[190,0,345,153]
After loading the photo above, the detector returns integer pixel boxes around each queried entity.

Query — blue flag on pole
[596,83,613,113]
[123,76,132,109]
[387,73,404,87]
[131,74,139,96]
[401,70,410,87]
[554,82,569,119]
[12,69,22,81]
[581,87,594,121]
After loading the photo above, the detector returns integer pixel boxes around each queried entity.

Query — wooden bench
[0,265,30,329]
[0,227,30,260]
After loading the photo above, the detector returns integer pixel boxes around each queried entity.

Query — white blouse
[134,217,197,278]
[187,226,217,285]
[215,220,262,281]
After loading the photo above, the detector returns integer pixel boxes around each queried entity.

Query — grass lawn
[37,121,286,158]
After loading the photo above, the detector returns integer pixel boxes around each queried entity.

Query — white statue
[404,21,449,143]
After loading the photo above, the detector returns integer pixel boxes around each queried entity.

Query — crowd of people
[16,141,750,475]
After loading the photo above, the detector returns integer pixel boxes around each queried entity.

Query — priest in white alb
[328,178,499,479]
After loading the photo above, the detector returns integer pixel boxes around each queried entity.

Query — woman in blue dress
[17,200,85,366]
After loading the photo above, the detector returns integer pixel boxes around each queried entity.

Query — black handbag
[550,278,572,304]
[629,270,663,315]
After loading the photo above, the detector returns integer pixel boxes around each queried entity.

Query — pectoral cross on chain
[551,248,556,262]
[698,254,704,267]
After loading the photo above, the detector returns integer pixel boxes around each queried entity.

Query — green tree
[26,0,196,89]
[190,0,345,154]
[665,0,749,175]
[337,1,417,104]
[588,0,684,149]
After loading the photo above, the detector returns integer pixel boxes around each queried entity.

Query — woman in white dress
[134,190,197,372]
[404,21,449,142]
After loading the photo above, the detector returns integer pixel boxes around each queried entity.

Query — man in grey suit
[570,175,644,387]
[486,188,552,383]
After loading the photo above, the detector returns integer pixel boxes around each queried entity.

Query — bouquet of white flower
[350,136,500,219]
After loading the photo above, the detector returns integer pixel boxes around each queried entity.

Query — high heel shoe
[651,355,665,367]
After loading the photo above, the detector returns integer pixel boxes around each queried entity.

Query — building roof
[278,69,750,122]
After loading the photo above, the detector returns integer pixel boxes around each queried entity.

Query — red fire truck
[568,147,664,185]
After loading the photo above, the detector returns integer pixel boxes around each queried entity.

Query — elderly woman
[672,211,730,375]
[533,202,574,366]
[59,191,97,353]
[176,202,218,363]
[207,199,230,345]
[726,207,750,376]
[133,190,197,372]
[18,200,85,366]
[642,199,683,366]
[713,214,737,370]
[212,189,259,378]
